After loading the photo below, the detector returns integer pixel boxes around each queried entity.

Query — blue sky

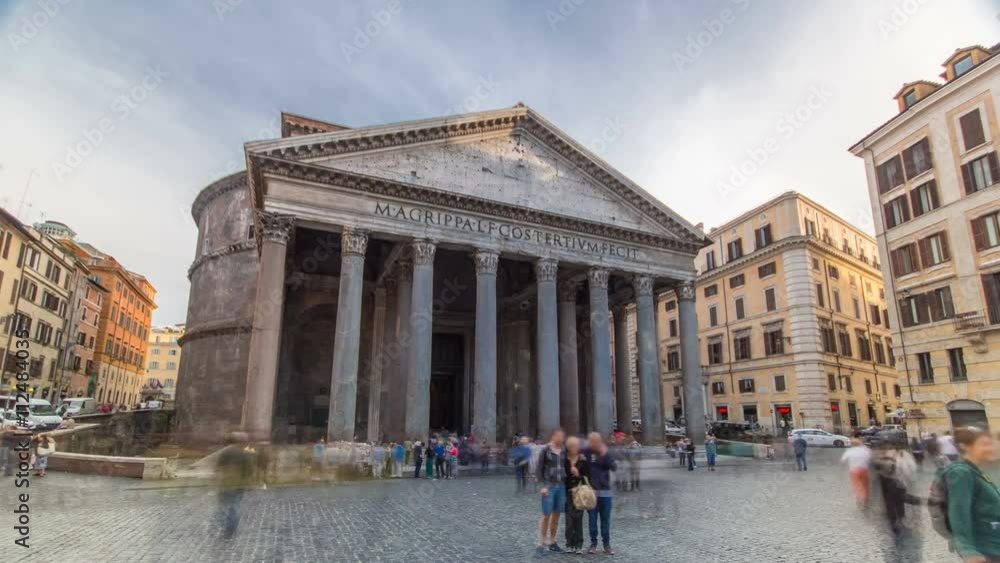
[0,0,997,324]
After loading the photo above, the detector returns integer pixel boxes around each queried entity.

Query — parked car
[25,399,63,430]
[0,409,38,432]
[61,397,98,417]
[788,428,851,448]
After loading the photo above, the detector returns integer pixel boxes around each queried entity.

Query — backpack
[927,465,955,538]
[572,477,598,511]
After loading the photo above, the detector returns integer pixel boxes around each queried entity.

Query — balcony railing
[954,309,1000,332]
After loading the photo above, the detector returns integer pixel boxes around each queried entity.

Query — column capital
[257,211,295,244]
[632,275,654,297]
[412,240,437,266]
[677,280,696,301]
[396,260,413,282]
[558,280,578,303]
[473,249,500,275]
[534,258,558,283]
[340,229,369,257]
[588,267,610,290]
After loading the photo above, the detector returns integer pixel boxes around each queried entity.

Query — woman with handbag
[564,436,592,554]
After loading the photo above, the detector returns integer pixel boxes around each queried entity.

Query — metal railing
[954,309,1000,331]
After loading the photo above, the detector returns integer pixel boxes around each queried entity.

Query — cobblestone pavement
[0,449,958,562]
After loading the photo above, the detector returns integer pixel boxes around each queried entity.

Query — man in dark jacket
[411,441,423,479]
[216,432,256,539]
[584,432,617,555]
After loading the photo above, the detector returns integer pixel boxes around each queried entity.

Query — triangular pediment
[320,134,678,236]
[245,106,708,247]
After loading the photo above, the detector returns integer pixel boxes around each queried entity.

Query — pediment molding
[252,154,705,254]
[246,106,708,248]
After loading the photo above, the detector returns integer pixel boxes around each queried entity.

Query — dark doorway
[430,333,465,434]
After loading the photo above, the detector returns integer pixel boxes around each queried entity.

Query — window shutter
[916,293,931,324]
[890,248,902,277]
[928,291,941,321]
[960,109,985,149]
[983,273,1000,322]
[16,244,24,268]
[902,198,911,222]
[883,202,896,228]
[918,239,930,270]
[972,217,987,251]
[989,152,1000,185]
[929,180,939,208]
[939,232,950,261]
[909,190,922,217]
[962,162,974,194]
[942,288,954,318]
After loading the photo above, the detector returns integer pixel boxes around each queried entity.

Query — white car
[25,399,63,430]
[0,409,38,432]
[788,428,850,448]
[664,420,685,434]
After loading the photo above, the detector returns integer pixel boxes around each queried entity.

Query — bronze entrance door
[429,333,465,434]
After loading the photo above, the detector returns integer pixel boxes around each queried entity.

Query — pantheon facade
[175,105,710,445]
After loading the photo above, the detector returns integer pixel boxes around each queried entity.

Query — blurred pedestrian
[686,439,696,471]
[512,436,531,493]
[371,443,385,479]
[840,437,872,507]
[677,439,687,467]
[908,436,925,469]
[411,440,423,478]
[872,437,916,537]
[940,427,999,561]
[564,436,590,554]
[584,432,616,555]
[433,440,446,479]
[535,429,567,557]
[793,433,808,471]
[448,440,459,479]
[216,432,255,540]
[32,433,55,477]
[705,434,718,471]
[938,432,960,462]
[628,437,641,490]
[391,441,405,478]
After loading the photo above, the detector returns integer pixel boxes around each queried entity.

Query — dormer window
[953,54,974,78]
[903,89,917,109]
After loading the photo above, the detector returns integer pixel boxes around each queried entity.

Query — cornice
[251,155,705,255]
[192,172,247,222]
[696,235,884,284]
[178,318,252,346]
[246,107,708,248]
[187,240,256,280]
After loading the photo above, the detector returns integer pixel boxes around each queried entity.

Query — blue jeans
[218,489,243,539]
[588,496,612,547]
[706,452,716,467]
[687,452,695,471]
[541,484,566,515]
[795,454,807,471]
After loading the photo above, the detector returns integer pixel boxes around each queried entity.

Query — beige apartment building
[145,324,184,402]
[0,210,79,401]
[657,192,899,435]
[850,44,1000,433]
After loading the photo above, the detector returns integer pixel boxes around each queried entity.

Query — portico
[239,106,709,445]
